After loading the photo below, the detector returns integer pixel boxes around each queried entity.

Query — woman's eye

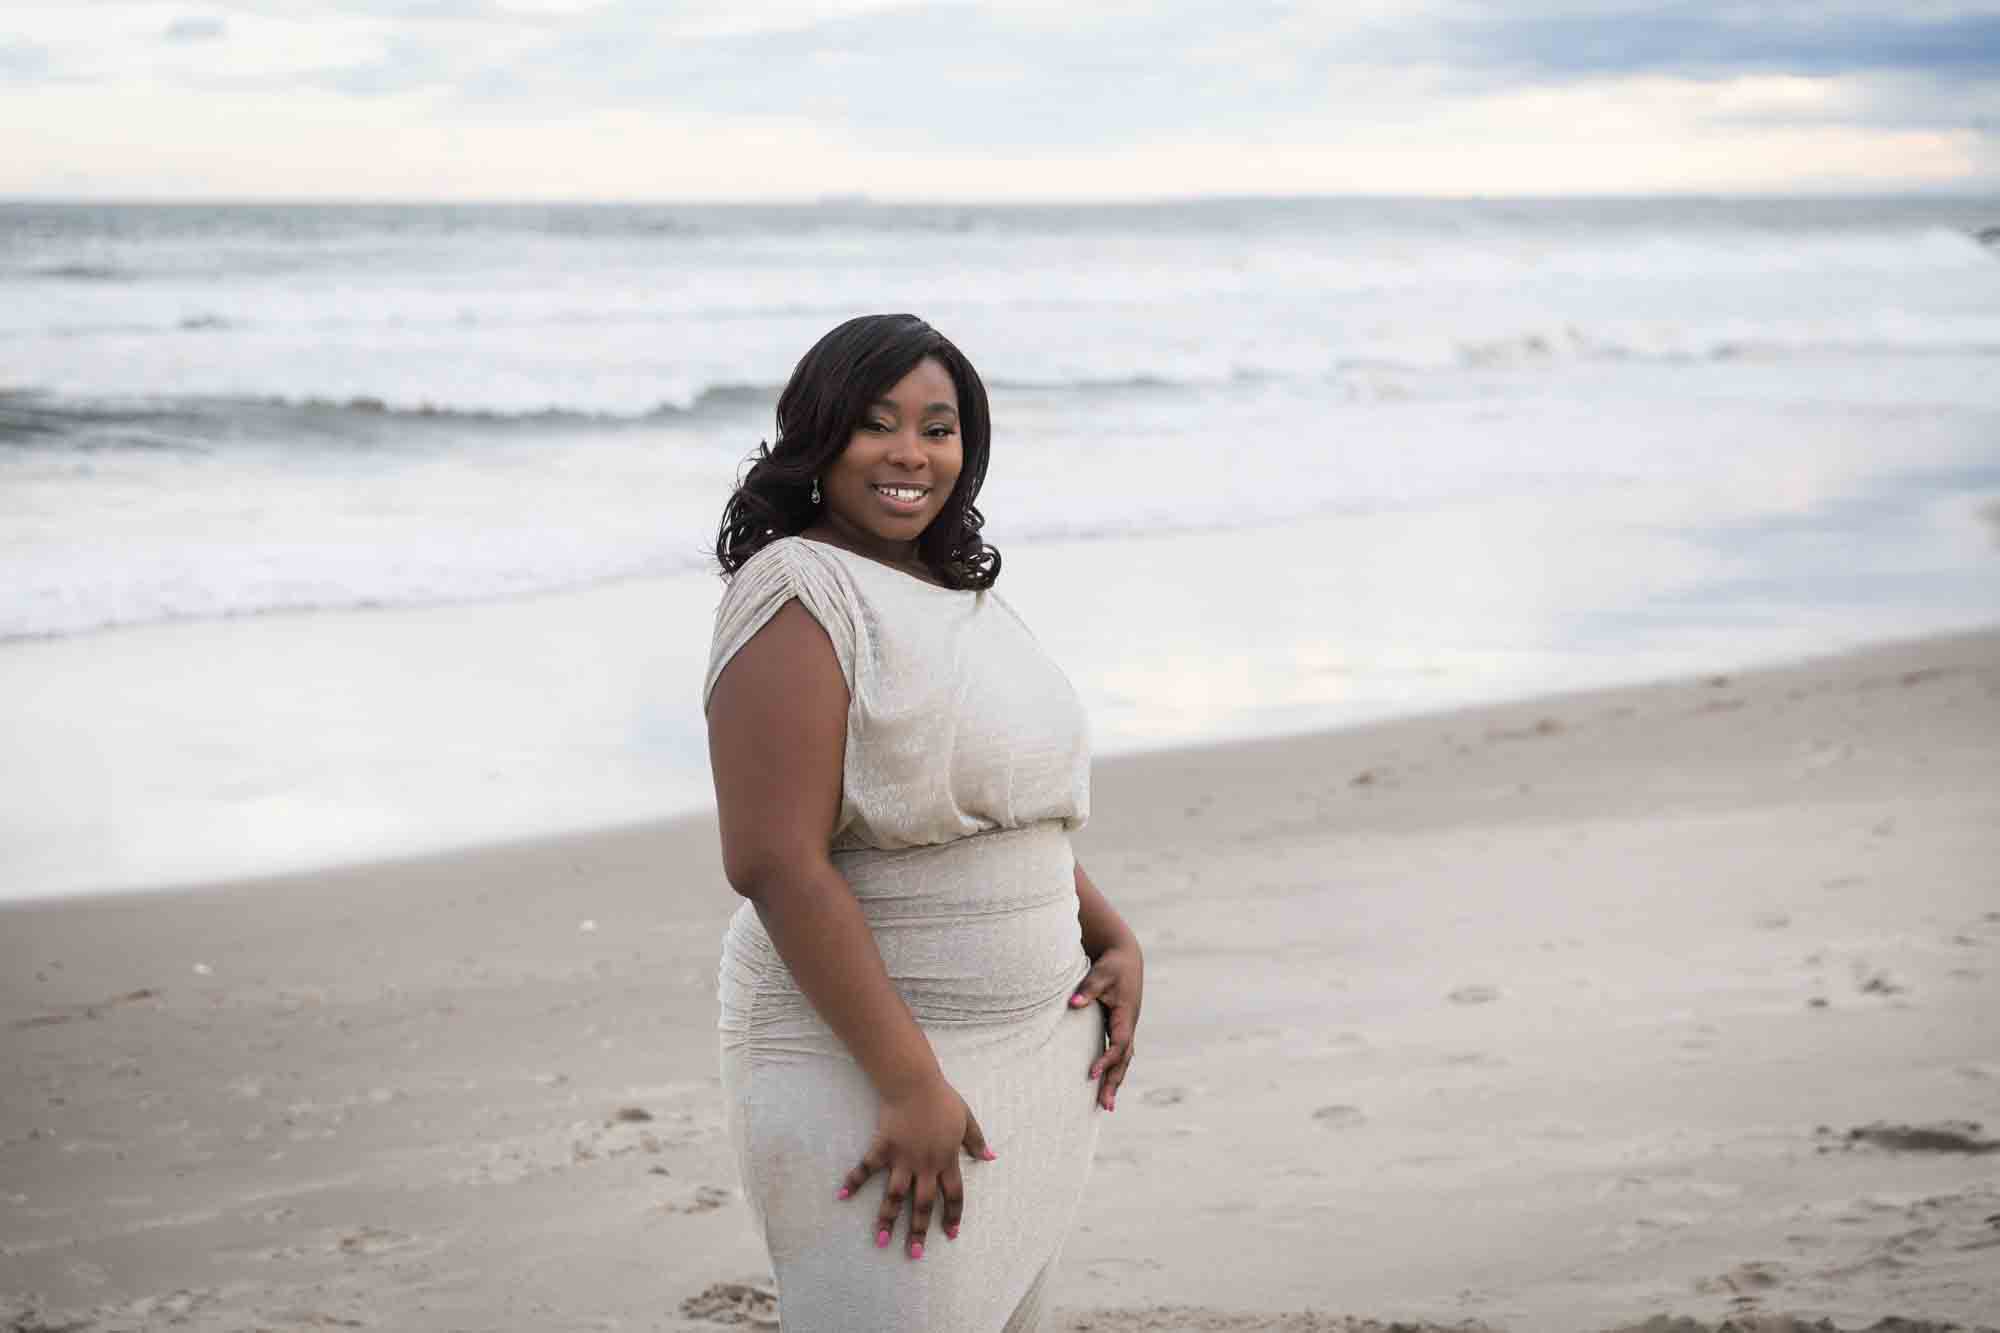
[925,425,956,439]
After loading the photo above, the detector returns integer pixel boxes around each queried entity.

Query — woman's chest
[844,588,1087,808]
[857,594,1079,733]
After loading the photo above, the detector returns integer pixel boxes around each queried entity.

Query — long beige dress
[704,536,1103,1332]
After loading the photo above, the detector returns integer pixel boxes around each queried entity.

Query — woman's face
[817,356,964,561]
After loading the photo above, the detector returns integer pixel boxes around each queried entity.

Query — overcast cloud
[3,0,1996,198]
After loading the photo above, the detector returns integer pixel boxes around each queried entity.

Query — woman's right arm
[706,599,992,1260]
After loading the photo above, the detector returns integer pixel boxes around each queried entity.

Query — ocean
[3,197,1998,897]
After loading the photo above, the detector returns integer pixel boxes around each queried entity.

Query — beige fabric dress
[704,536,1103,1333]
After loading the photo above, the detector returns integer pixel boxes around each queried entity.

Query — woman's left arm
[1068,860,1143,1111]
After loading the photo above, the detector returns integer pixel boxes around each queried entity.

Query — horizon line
[5,185,2000,209]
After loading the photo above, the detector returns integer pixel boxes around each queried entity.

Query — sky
[3,1,1999,200]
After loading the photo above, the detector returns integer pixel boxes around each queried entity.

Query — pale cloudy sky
[4,1,1998,200]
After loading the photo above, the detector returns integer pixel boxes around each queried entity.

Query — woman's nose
[885,428,925,467]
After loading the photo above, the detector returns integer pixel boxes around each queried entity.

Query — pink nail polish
[1070,993,1087,1007]
[945,1225,959,1240]
[909,1242,925,1260]
[836,1186,851,1200]
[981,1148,997,1161]
[876,1229,891,1248]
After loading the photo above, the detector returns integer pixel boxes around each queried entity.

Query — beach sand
[3,629,1997,1332]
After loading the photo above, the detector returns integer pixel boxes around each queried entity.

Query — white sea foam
[3,198,1998,640]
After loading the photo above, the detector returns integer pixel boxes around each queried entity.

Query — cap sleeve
[703,538,858,709]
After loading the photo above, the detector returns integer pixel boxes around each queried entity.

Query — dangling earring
[809,478,821,505]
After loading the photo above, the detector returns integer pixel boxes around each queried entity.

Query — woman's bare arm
[1074,860,1137,959]
[1070,859,1143,1110]
[707,600,990,1257]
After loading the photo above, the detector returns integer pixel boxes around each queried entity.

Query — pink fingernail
[876,1229,891,1248]
[836,1186,851,1200]
[945,1225,959,1240]
[909,1242,925,1260]
[981,1149,997,1161]
[1070,993,1087,1007]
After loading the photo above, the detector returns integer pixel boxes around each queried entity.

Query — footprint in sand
[1441,1051,1507,1069]
[680,1279,778,1328]
[1311,1104,1366,1129]
[1851,960,1908,997]
[661,1185,734,1215]
[1695,1259,1785,1309]
[336,1226,415,1257]
[1140,1086,1188,1107]
[1824,1121,2000,1155]
[117,1287,226,1324]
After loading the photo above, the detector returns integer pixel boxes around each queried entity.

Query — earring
[810,478,821,505]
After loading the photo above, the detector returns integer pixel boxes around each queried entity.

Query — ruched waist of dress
[719,821,1089,1034]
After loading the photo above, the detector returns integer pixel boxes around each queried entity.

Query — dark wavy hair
[714,313,1000,589]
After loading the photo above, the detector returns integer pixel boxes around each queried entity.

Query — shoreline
[4,625,1997,1331]
[9,622,1997,909]
[9,432,1999,901]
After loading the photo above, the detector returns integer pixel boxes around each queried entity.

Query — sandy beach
[4,627,1997,1332]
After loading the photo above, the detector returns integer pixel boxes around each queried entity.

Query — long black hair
[714,313,1000,589]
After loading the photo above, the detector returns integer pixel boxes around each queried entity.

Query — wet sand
[4,629,1997,1331]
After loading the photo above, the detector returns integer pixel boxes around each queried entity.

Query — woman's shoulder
[721,535,855,606]
[733,532,831,578]
[707,535,862,703]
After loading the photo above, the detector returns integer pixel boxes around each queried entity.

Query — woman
[703,313,1144,1331]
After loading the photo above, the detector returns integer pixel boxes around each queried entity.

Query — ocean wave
[304,382,781,426]
[26,263,137,282]
[1446,329,2000,370]
[985,373,1194,392]
[7,315,1999,455]
[1397,322,2000,372]
[0,393,216,454]
[9,210,1994,305]
[1344,323,2000,377]
[0,383,794,452]
[0,379,1228,451]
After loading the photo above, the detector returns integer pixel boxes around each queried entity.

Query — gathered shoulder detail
[703,537,858,709]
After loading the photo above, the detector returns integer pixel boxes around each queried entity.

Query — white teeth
[874,485,927,502]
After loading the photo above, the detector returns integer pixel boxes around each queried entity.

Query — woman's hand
[837,1075,993,1259]
[1071,938,1144,1111]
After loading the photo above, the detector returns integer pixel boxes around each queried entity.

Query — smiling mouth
[872,484,930,503]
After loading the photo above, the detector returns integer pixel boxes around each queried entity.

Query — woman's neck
[800,522,943,587]
[804,518,920,571]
